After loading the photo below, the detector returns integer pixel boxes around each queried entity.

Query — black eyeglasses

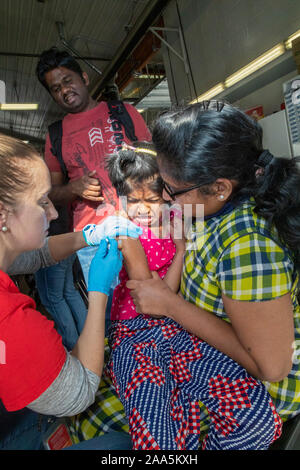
[162,181,203,200]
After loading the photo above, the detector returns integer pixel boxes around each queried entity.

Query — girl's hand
[126,272,175,317]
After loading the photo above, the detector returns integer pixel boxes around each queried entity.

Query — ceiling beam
[91,0,171,100]
[116,16,164,92]
[0,51,110,61]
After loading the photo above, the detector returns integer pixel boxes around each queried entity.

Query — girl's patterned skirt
[108,315,282,450]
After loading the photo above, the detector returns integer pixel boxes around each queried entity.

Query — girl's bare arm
[119,237,152,281]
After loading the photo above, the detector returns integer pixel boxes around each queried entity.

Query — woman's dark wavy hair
[36,47,84,92]
[152,100,300,270]
[106,141,163,197]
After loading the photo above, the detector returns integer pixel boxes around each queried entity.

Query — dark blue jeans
[0,409,55,450]
[64,431,132,450]
[35,254,87,350]
[0,409,132,450]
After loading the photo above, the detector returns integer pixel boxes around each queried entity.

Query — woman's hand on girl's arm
[127,272,176,316]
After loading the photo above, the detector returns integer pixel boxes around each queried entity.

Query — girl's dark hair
[36,47,84,91]
[0,134,41,207]
[106,142,163,197]
[152,100,300,268]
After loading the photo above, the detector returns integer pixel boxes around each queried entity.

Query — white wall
[259,110,292,158]
[234,70,297,115]
[162,0,300,110]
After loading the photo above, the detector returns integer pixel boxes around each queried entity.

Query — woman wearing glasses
[127,101,300,447]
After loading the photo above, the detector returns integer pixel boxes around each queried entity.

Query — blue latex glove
[88,238,123,295]
[83,216,142,246]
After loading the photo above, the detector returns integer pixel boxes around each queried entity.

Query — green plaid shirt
[181,198,300,421]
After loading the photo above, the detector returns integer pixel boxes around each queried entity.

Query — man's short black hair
[36,47,84,92]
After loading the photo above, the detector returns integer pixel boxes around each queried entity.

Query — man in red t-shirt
[36,47,151,284]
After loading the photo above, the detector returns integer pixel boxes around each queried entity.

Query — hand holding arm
[69,170,104,202]
[47,216,142,263]
[83,215,143,245]
[127,271,175,315]
[87,237,123,295]
[49,170,104,205]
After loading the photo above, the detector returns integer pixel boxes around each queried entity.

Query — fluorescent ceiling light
[189,29,299,107]
[285,30,300,49]
[225,44,285,88]
[0,103,38,110]
[190,83,225,104]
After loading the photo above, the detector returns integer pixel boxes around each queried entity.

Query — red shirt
[45,102,151,231]
[0,270,66,411]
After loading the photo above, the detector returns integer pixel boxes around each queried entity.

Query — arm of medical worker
[27,239,123,417]
[7,216,142,274]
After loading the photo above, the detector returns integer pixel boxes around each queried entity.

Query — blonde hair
[0,134,41,207]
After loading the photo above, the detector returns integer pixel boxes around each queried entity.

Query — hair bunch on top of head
[106,141,163,197]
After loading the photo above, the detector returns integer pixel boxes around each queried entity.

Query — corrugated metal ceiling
[0,0,170,146]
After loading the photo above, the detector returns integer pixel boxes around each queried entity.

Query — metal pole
[56,22,103,76]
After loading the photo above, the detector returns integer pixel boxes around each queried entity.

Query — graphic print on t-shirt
[89,127,104,147]
[45,102,151,230]
[67,118,118,217]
